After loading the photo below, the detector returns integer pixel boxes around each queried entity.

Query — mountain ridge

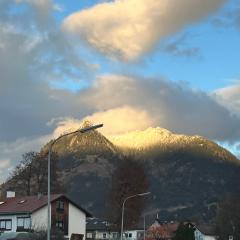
[110,127,239,163]
[1,124,240,222]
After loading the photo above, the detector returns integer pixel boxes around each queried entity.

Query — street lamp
[120,192,151,240]
[143,210,159,240]
[47,123,103,240]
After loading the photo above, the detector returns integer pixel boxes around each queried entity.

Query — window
[56,200,64,211]
[129,233,132,238]
[56,220,64,229]
[0,219,12,230]
[87,232,93,238]
[17,217,31,231]
[138,233,143,238]
[103,233,107,238]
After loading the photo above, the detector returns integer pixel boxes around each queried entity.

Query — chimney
[6,191,15,198]
[37,193,43,199]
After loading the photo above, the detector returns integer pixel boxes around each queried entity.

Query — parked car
[0,232,35,240]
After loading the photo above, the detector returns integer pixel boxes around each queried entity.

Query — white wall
[205,237,217,240]
[31,205,48,231]
[0,215,17,232]
[124,230,144,240]
[194,229,217,240]
[68,202,86,240]
[0,214,31,232]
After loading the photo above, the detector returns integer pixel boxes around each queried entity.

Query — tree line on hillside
[1,150,240,240]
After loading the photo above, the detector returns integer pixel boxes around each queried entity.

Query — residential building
[194,224,217,240]
[123,229,144,240]
[86,218,119,240]
[146,218,179,240]
[0,192,91,240]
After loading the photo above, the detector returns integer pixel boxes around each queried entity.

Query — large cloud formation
[0,0,239,182]
[62,0,226,60]
[0,0,92,181]
[77,74,240,141]
[214,83,240,116]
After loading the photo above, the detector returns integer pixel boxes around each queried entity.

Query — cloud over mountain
[78,74,240,141]
[214,83,240,116]
[62,0,226,60]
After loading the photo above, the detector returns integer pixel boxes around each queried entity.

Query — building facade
[86,218,119,240]
[194,225,217,240]
[0,193,91,240]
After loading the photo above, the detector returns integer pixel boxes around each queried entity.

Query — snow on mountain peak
[109,127,202,150]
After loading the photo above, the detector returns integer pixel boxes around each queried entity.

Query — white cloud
[213,83,240,116]
[0,159,11,170]
[0,135,51,183]
[81,106,156,136]
[49,106,155,137]
[79,74,240,141]
[62,0,226,60]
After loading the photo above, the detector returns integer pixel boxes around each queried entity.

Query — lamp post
[143,210,158,240]
[143,213,146,240]
[120,192,151,240]
[47,123,103,240]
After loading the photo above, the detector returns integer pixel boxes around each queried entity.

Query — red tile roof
[0,194,92,217]
[0,194,62,214]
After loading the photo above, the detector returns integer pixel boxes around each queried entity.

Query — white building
[194,225,217,240]
[123,229,144,240]
[86,218,119,240]
[0,193,91,240]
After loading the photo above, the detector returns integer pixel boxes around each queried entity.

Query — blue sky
[52,0,240,92]
[0,0,239,182]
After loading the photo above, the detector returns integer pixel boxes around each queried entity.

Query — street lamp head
[137,192,151,196]
[79,123,103,133]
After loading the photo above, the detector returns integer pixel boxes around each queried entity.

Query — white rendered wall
[195,229,217,240]
[0,214,31,232]
[68,203,86,239]
[31,205,48,231]
[205,237,217,240]
[0,215,17,232]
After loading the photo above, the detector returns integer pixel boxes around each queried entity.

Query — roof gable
[0,194,91,217]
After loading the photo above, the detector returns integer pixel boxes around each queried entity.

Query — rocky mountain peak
[44,120,118,156]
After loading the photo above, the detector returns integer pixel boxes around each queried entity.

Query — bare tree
[108,156,149,230]
[4,150,63,197]
[9,151,37,196]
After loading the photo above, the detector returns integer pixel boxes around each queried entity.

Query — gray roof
[87,218,111,231]
[196,224,216,236]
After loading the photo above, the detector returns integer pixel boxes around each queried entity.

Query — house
[123,229,144,240]
[194,224,218,240]
[146,218,179,240]
[86,218,119,240]
[0,192,91,240]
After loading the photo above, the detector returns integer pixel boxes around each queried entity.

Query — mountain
[110,127,237,162]
[1,123,240,222]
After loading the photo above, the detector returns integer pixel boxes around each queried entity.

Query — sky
[0,0,240,182]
